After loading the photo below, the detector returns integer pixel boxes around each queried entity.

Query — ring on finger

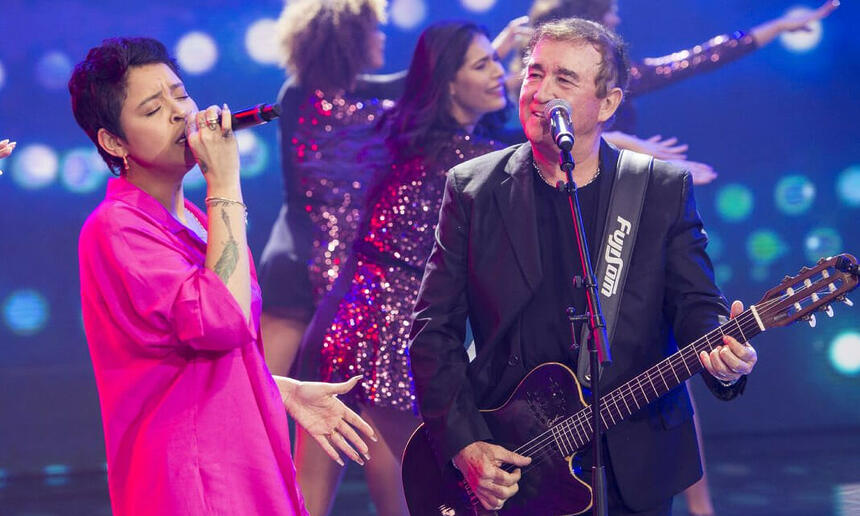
[206,118,218,130]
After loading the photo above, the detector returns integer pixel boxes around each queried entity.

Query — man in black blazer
[409,18,758,515]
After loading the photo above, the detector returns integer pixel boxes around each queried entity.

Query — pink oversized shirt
[79,177,308,516]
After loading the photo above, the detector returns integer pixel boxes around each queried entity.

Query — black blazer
[409,140,745,511]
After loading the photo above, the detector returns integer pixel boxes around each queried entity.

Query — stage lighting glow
[43,463,70,487]
[829,331,860,376]
[774,174,815,215]
[460,0,496,12]
[391,0,427,30]
[176,31,219,75]
[714,263,732,286]
[0,60,5,91]
[11,144,58,189]
[746,229,787,265]
[836,165,860,207]
[750,264,770,282]
[61,148,111,194]
[715,183,753,222]
[779,7,823,53]
[43,464,69,476]
[804,227,842,263]
[237,130,268,178]
[706,230,724,261]
[182,165,206,190]
[2,289,49,336]
[245,18,280,65]
[35,50,73,90]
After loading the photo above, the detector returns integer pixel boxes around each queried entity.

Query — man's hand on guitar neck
[453,441,532,511]
[699,300,759,385]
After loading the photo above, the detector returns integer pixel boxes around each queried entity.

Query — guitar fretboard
[523,307,765,458]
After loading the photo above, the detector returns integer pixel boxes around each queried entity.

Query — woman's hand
[274,375,376,466]
[0,139,15,159]
[0,139,16,175]
[667,159,718,185]
[185,104,240,193]
[603,131,689,160]
[751,0,839,47]
[493,16,532,60]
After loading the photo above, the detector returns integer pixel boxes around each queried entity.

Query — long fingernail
[371,433,378,442]
[336,457,345,467]
[0,139,8,145]
[364,452,371,461]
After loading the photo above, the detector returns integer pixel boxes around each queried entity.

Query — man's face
[518,38,617,151]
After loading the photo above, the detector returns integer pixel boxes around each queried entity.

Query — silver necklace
[533,160,600,188]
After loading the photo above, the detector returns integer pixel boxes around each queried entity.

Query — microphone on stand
[544,99,574,151]
[218,103,281,130]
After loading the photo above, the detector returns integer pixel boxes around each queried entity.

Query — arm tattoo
[212,207,239,284]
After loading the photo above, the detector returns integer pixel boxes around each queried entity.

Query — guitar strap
[576,149,652,387]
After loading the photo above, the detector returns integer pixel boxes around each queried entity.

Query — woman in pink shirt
[70,37,374,516]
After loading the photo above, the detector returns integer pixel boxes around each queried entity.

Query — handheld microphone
[544,99,574,151]
[219,103,281,130]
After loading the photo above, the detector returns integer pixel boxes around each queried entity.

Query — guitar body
[402,363,593,516]
[403,255,859,516]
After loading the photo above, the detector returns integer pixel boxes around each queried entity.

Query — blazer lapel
[493,144,542,292]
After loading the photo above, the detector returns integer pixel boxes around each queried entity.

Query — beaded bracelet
[205,196,248,224]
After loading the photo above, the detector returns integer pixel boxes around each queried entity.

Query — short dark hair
[68,37,181,175]
[524,17,629,98]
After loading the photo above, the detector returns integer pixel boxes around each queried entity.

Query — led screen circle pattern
[0,0,857,480]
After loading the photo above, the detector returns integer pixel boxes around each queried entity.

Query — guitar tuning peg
[808,314,817,327]
[783,275,793,282]
[824,305,834,317]
[843,297,854,307]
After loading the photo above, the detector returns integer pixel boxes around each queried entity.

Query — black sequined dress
[303,133,502,412]
[259,74,402,322]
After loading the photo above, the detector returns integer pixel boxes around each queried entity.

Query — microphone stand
[557,142,612,516]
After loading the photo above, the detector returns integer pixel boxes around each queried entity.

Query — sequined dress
[628,30,757,97]
[311,133,501,412]
[259,77,400,322]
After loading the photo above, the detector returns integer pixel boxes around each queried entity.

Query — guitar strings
[505,303,771,472]
[498,280,833,474]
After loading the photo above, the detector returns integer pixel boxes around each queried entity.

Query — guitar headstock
[755,253,858,329]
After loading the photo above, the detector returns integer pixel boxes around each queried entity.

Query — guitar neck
[525,306,766,457]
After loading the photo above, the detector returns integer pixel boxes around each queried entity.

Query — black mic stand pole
[558,142,612,516]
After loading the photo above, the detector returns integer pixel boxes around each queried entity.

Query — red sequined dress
[311,133,501,412]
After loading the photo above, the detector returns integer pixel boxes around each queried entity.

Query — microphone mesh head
[544,99,572,118]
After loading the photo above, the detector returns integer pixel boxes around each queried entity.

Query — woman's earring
[123,155,129,174]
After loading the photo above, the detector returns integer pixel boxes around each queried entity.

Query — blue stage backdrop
[1,0,857,476]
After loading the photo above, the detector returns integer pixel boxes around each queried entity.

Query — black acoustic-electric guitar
[402,254,858,516]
